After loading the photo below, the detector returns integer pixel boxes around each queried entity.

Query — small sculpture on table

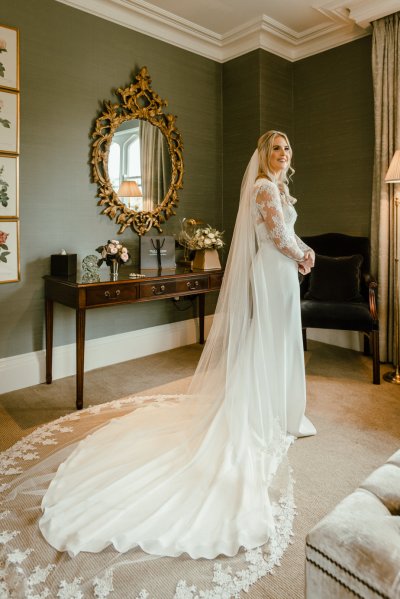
[81,254,101,283]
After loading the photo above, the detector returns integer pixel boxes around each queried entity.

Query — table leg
[199,294,205,344]
[76,308,86,410]
[45,298,53,384]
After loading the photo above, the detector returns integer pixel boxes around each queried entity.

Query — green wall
[0,1,374,362]
[222,50,294,243]
[0,0,222,359]
[293,36,374,236]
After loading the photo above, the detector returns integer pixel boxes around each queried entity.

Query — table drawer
[86,283,138,306]
[176,276,209,294]
[209,272,224,289]
[140,279,177,298]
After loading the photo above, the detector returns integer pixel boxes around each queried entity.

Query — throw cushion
[304,254,364,302]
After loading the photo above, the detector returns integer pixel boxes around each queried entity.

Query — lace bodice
[253,178,309,261]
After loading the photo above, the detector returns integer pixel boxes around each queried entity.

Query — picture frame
[0,219,20,283]
[0,154,18,218]
[0,25,19,91]
[0,89,19,154]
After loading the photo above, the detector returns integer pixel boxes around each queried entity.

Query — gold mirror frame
[91,67,184,235]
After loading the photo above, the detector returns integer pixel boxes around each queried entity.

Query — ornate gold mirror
[91,67,184,235]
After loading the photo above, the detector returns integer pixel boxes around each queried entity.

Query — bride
[38,130,316,561]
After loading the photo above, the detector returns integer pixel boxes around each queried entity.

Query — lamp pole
[383,149,400,384]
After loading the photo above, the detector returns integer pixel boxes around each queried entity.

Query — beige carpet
[0,340,399,598]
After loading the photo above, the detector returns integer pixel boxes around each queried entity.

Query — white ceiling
[57,0,400,61]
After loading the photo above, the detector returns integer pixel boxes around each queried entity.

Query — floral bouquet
[0,230,10,263]
[96,239,130,267]
[0,99,10,129]
[179,224,224,251]
[0,38,6,79]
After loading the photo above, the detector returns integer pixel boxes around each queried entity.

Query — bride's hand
[298,262,311,275]
[304,249,315,267]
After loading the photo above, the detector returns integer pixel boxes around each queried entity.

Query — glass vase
[109,259,119,279]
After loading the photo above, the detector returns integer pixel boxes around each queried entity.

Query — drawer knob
[152,284,166,295]
[187,280,200,290]
[104,289,121,299]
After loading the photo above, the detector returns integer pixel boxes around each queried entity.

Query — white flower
[179,224,224,251]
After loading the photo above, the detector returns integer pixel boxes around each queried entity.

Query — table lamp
[117,180,142,209]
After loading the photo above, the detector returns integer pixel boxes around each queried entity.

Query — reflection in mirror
[109,119,171,212]
[117,180,142,211]
[91,66,184,235]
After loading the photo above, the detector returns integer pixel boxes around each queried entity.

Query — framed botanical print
[0,219,20,283]
[0,89,19,154]
[0,25,19,91]
[0,154,18,217]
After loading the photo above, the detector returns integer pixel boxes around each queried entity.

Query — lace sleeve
[294,234,312,253]
[256,183,305,261]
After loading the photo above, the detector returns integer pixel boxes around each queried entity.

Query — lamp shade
[385,150,400,183]
[117,180,142,197]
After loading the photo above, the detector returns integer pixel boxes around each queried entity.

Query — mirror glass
[91,66,184,235]
[108,119,172,212]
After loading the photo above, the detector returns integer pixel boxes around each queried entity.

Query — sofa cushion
[304,254,364,302]
[305,449,400,599]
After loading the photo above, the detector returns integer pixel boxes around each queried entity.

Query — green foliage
[0,243,9,263]
[0,165,9,207]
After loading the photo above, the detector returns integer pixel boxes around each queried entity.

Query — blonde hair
[257,130,295,184]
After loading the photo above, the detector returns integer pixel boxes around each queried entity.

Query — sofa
[305,449,400,598]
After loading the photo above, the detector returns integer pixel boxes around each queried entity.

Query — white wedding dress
[38,174,316,561]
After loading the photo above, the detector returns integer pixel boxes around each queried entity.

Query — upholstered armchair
[300,233,380,384]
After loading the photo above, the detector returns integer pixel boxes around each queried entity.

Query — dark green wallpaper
[293,36,374,236]
[222,51,261,244]
[0,0,374,363]
[0,0,222,359]
[222,49,294,244]
[260,50,294,139]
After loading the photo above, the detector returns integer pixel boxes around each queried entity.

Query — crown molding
[55,0,392,63]
[347,0,400,29]
[220,11,368,62]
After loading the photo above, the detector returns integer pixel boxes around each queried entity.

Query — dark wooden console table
[44,267,224,410]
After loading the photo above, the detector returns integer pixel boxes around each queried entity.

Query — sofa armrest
[305,451,400,599]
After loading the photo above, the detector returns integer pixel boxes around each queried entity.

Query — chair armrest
[363,273,377,287]
[364,275,378,322]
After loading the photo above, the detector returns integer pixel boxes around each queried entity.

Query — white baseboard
[307,328,363,352]
[0,315,214,395]
[0,319,363,395]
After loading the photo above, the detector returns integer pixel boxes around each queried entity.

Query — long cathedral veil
[189,150,272,447]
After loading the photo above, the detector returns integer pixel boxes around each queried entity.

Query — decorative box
[51,254,77,277]
[192,249,221,271]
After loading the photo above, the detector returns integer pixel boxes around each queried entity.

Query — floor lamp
[384,149,400,384]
